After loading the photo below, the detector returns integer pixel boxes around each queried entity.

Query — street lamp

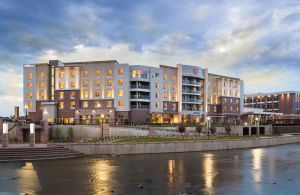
[207,116,211,140]
[255,117,260,137]
[101,114,105,139]
[24,105,28,124]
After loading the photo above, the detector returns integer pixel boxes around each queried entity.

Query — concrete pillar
[29,123,35,147]
[2,123,9,148]
[41,121,49,143]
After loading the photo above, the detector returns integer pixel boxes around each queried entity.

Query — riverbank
[60,135,300,155]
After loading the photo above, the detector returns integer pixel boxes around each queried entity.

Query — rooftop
[245,91,300,97]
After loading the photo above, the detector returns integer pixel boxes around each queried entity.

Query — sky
[0,0,300,116]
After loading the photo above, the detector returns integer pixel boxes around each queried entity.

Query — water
[1,144,300,195]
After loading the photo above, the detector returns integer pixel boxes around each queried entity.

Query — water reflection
[17,162,41,193]
[203,153,216,193]
[168,160,175,184]
[252,148,264,182]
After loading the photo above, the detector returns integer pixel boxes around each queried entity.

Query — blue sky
[0,0,300,116]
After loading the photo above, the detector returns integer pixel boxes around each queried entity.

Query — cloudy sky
[0,0,300,116]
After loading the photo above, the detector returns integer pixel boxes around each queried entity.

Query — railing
[183,99,201,103]
[130,95,150,99]
[182,80,201,85]
[131,74,148,79]
[131,105,150,109]
[182,90,201,94]
[130,85,150,89]
[182,108,201,111]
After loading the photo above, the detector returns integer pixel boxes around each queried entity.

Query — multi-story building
[23,60,244,125]
[244,91,300,115]
[207,73,244,123]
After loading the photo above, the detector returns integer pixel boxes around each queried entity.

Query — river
[1,144,300,195]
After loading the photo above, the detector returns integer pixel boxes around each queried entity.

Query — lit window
[213,89,216,95]
[163,83,168,90]
[230,98,233,103]
[214,106,217,112]
[27,82,33,88]
[230,106,233,111]
[164,103,167,110]
[107,69,112,76]
[164,74,168,80]
[70,102,75,109]
[70,91,75,99]
[39,82,44,88]
[94,81,100,88]
[95,91,100,98]
[38,72,44,78]
[173,76,176,81]
[27,92,33,99]
[118,80,123,86]
[172,103,176,111]
[118,69,124,75]
[106,90,112,98]
[118,100,124,107]
[236,99,239,103]
[173,84,176,90]
[83,101,88,108]
[59,102,64,109]
[118,90,123,97]
[107,80,113,86]
[95,70,100,77]
[83,91,88,98]
[107,101,112,107]
[59,92,64,99]
[83,81,88,88]
[132,70,140,78]
[214,82,217,87]
[27,73,32,79]
[27,102,33,108]
[163,93,167,99]
[224,106,227,111]
[95,101,101,108]
[58,82,64,89]
[83,70,88,77]
[236,106,239,111]
[70,71,75,78]
[172,93,176,100]
[224,98,227,103]
[59,71,64,78]
[70,82,76,88]
[39,92,45,99]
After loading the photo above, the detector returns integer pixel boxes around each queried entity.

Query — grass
[115,135,261,143]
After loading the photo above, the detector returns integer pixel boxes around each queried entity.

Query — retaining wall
[62,136,300,155]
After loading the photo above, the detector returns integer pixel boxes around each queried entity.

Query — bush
[54,127,61,140]
[178,123,186,135]
[225,125,231,135]
[210,126,217,135]
[67,127,74,141]
[195,124,204,134]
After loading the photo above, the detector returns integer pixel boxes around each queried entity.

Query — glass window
[70,70,75,78]
[70,91,75,99]
[59,102,64,109]
[70,82,76,88]
[163,83,168,90]
[70,102,75,109]
[94,81,100,88]
[107,80,113,86]
[83,81,88,88]
[39,92,44,99]
[95,91,100,98]
[118,69,124,75]
[83,101,88,108]
[155,93,159,98]
[106,90,112,98]
[58,82,64,89]
[95,101,101,108]
[59,92,64,99]
[164,74,168,80]
[107,69,112,76]
[173,75,176,81]
[118,80,123,86]
[59,71,64,79]
[95,70,100,77]
[83,70,88,77]
[27,82,33,88]
[107,101,112,107]
[27,102,33,108]
[118,90,123,97]
[39,82,44,88]
[27,92,33,99]
[38,72,44,78]
[172,103,176,110]
[163,93,167,99]
[27,73,33,79]
[164,103,167,110]
[118,100,124,107]
[83,91,88,98]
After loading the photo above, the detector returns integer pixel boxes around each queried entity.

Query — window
[82,81,88,88]
[95,91,100,98]
[95,70,100,77]
[27,73,33,80]
[172,103,176,111]
[164,103,167,110]
[58,82,64,89]
[83,70,88,77]
[163,93,167,99]
[172,84,176,90]
[39,92,45,99]
[118,90,123,97]
[83,91,88,98]
[39,82,44,88]
[163,83,168,90]
[155,82,159,89]
[118,100,124,107]
[230,98,233,103]
[59,92,64,99]
[107,69,112,76]
[172,93,176,100]
[107,101,112,107]
[70,71,75,78]
[132,70,140,78]
[118,69,124,75]
[59,71,64,79]
[236,106,239,111]
[38,72,44,78]
[214,82,217,87]
[27,82,33,88]
[59,102,64,109]
[164,74,168,80]
[107,80,113,86]
[156,102,159,108]
[224,106,227,111]
[230,106,233,111]
[82,101,88,108]
[224,98,227,103]
[27,102,33,108]
[118,80,123,86]
[107,90,112,98]
[95,101,101,108]
[155,73,159,78]
[236,99,239,103]
[213,89,216,95]
[173,75,176,81]
[94,81,100,88]
[70,91,75,99]
[70,102,75,109]
[155,93,159,98]
[214,106,217,112]
[70,82,76,88]
[27,92,33,99]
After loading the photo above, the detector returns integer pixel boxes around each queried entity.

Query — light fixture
[101,114,105,119]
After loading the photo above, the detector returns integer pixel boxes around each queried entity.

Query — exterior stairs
[0,146,84,162]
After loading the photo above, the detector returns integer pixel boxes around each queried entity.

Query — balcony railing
[131,105,149,109]
[130,85,150,90]
[132,74,148,79]
[182,108,201,111]
[130,95,150,100]
[182,80,201,85]
[183,98,202,103]
[182,90,201,94]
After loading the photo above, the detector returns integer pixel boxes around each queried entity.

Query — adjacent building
[23,60,244,125]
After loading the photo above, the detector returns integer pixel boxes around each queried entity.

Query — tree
[210,126,217,135]
[225,125,231,135]
[67,127,74,141]
[195,124,204,135]
[178,123,186,135]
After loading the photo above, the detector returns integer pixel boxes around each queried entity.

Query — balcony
[130,85,150,92]
[182,90,201,95]
[131,105,150,110]
[130,95,150,102]
[182,98,202,104]
[182,80,201,86]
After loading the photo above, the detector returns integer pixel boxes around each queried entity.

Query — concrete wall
[63,136,300,155]
[273,126,300,134]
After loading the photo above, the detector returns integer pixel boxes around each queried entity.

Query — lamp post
[207,116,211,140]
[101,114,105,139]
[255,117,260,137]
[24,105,28,124]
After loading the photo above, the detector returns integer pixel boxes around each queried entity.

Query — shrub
[178,123,186,135]
[67,127,74,141]
[210,126,217,135]
[54,127,61,140]
[195,124,204,134]
[225,125,231,135]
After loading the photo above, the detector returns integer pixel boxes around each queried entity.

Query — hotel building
[23,60,244,125]
[244,91,300,115]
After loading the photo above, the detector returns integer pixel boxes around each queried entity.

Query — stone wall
[273,126,300,134]
[63,136,300,155]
